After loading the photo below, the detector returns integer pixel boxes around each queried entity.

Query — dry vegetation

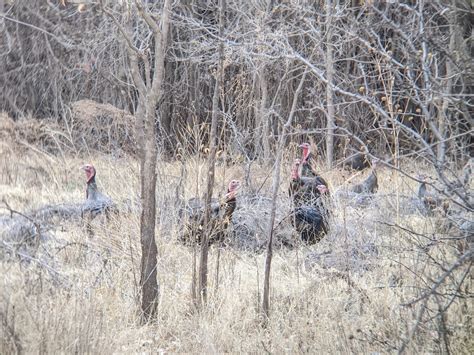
[1,117,471,353]
[0,1,472,351]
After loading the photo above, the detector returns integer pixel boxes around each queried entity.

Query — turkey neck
[223,195,237,219]
[86,175,99,200]
[300,153,313,174]
[300,154,323,180]
[290,164,300,181]
[301,148,310,163]
[366,169,377,184]
[289,178,301,198]
[418,181,427,199]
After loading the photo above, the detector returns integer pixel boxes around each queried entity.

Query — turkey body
[418,178,448,213]
[81,164,115,218]
[292,145,330,207]
[292,177,327,206]
[343,152,369,171]
[294,205,328,244]
[351,168,378,194]
[290,161,323,207]
[289,157,330,244]
[180,180,240,246]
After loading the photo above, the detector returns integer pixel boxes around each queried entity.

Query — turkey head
[371,158,380,170]
[299,142,311,163]
[225,179,241,200]
[81,164,96,184]
[316,184,329,195]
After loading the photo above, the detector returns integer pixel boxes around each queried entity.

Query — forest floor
[0,133,471,353]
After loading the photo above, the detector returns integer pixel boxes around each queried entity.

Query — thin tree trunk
[417,0,445,167]
[260,67,271,161]
[139,107,159,321]
[252,72,263,156]
[261,70,307,321]
[198,0,225,307]
[256,0,273,162]
[325,0,335,167]
[437,3,457,165]
[0,0,4,28]
[137,0,172,322]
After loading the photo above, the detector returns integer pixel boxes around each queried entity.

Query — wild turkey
[342,152,369,171]
[351,159,379,194]
[293,184,330,244]
[81,164,114,218]
[289,158,328,207]
[417,175,449,213]
[180,179,240,246]
[460,158,473,187]
[298,143,328,186]
[446,158,473,197]
[289,158,302,201]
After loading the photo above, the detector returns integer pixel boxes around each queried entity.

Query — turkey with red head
[289,158,302,201]
[289,157,329,207]
[180,179,241,246]
[81,164,114,218]
[298,143,328,186]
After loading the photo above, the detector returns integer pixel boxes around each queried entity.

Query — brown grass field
[0,131,472,353]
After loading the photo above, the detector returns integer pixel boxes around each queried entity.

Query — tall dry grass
[0,144,472,353]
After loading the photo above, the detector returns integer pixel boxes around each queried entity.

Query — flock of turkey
[1,142,471,258]
[77,142,469,249]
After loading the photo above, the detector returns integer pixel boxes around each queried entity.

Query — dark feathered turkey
[417,175,449,213]
[289,158,330,243]
[180,180,240,246]
[290,156,329,207]
[292,186,330,244]
[351,160,379,194]
[342,152,369,171]
[293,206,327,244]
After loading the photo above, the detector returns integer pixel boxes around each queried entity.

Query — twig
[402,249,473,307]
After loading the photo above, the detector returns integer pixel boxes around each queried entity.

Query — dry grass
[0,144,472,353]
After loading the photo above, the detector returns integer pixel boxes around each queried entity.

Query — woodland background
[1,0,471,162]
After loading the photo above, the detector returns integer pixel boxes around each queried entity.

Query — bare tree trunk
[138,0,172,323]
[325,0,335,167]
[416,1,445,167]
[254,0,273,162]
[103,0,173,322]
[252,72,263,155]
[437,2,457,165]
[139,109,159,321]
[261,70,307,321]
[198,0,225,307]
[0,0,4,27]
[259,67,271,161]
